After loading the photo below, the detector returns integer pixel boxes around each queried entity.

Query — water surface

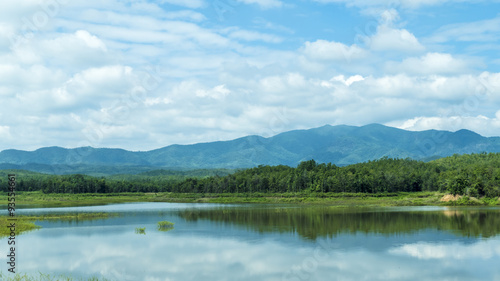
[2,203,500,281]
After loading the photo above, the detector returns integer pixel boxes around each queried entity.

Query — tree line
[1,152,499,197]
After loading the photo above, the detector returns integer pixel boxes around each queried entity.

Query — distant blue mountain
[1,124,500,174]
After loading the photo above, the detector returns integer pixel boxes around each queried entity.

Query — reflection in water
[0,204,499,281]
[176,206,500,239]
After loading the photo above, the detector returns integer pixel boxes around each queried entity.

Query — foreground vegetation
[0,153,499,206]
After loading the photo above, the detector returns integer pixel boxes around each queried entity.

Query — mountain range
[1,124,500,175]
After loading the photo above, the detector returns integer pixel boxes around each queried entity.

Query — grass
[0,213,115,238]
[157,220,174,232]
[0,216,40,237]
[0,272,112,281]
[0,191,498,208]
[157,220,174,227]
[135,227,146,234]
[0,192,150,207]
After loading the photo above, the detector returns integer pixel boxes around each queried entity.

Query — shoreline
[0,212,113,238]
[1,191,499,208]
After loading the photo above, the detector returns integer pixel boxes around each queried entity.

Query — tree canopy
[1,153,499,197]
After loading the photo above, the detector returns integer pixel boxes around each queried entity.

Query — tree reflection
[176,207,500,240]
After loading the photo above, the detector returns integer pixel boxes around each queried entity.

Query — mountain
[1,124,500,175]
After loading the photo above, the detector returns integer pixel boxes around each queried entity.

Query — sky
[0,0,499,151]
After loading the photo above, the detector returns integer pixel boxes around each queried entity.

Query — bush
[467,187,479,198]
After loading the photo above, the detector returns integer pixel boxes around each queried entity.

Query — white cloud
[196,84,231,99]
[0,125,11,138]
[385,53,472,75]
[311,0,470,9]
[60,10,229,49]
[0,63,65,92]
[370,25,425,52]
[302,40,367,61]
[160,0,205,9]
[0,0,44,22]
[12,65,137,113]
[380,9,400,24]
[75,30,107,51]
[252,18,295,34]
[236,0,284,9]
[330,75,365,86]
[5,30,112,70]
[0,0,499,151]
[390,112,500,137]
[428,15,500,43]
[228,30,283,43]
[164,10,206,22]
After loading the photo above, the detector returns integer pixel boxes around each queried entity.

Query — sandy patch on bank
[440,194,462,202]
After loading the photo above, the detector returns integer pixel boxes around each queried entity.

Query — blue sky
[0,0,499,151]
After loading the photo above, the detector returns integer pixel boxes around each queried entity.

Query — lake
[2,203,500,281]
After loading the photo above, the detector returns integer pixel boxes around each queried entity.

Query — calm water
[2,203,500,281]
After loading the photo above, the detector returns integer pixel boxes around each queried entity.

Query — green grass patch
[0,213,115,238]
[135,227,146,234]
[1,191,498,208]
[157,221,174,232]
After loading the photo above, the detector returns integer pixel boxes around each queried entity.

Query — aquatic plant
[135,227,146,234]
[157,221,174,232]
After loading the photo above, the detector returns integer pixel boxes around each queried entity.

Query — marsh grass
[0,191,149,207]
[135,227,146,234]
[157,221,174,232]
[0,216,41,237]
[0,213,115,238]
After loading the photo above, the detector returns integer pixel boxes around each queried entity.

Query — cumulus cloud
[302,40,367,61]
[196,84,231,99]
[330,75,365,86]
[0,63,65,93]
[0,0,499,151]
[385,53,472,75]
[370,25,425,52]
[74,30,107,51]
[390,111,500,137]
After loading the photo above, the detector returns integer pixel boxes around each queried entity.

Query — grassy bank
[0,212,113,238]
[1,191,499,207]
[0,192,151,207]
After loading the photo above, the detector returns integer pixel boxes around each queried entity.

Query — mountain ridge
[1,124,500,175]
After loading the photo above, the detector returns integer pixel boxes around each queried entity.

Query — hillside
[3,153,499,199]
[1,124,500,175]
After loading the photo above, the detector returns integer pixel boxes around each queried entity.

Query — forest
[1,152,499,197]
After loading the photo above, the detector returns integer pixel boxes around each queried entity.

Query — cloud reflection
[1,225,499,281]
